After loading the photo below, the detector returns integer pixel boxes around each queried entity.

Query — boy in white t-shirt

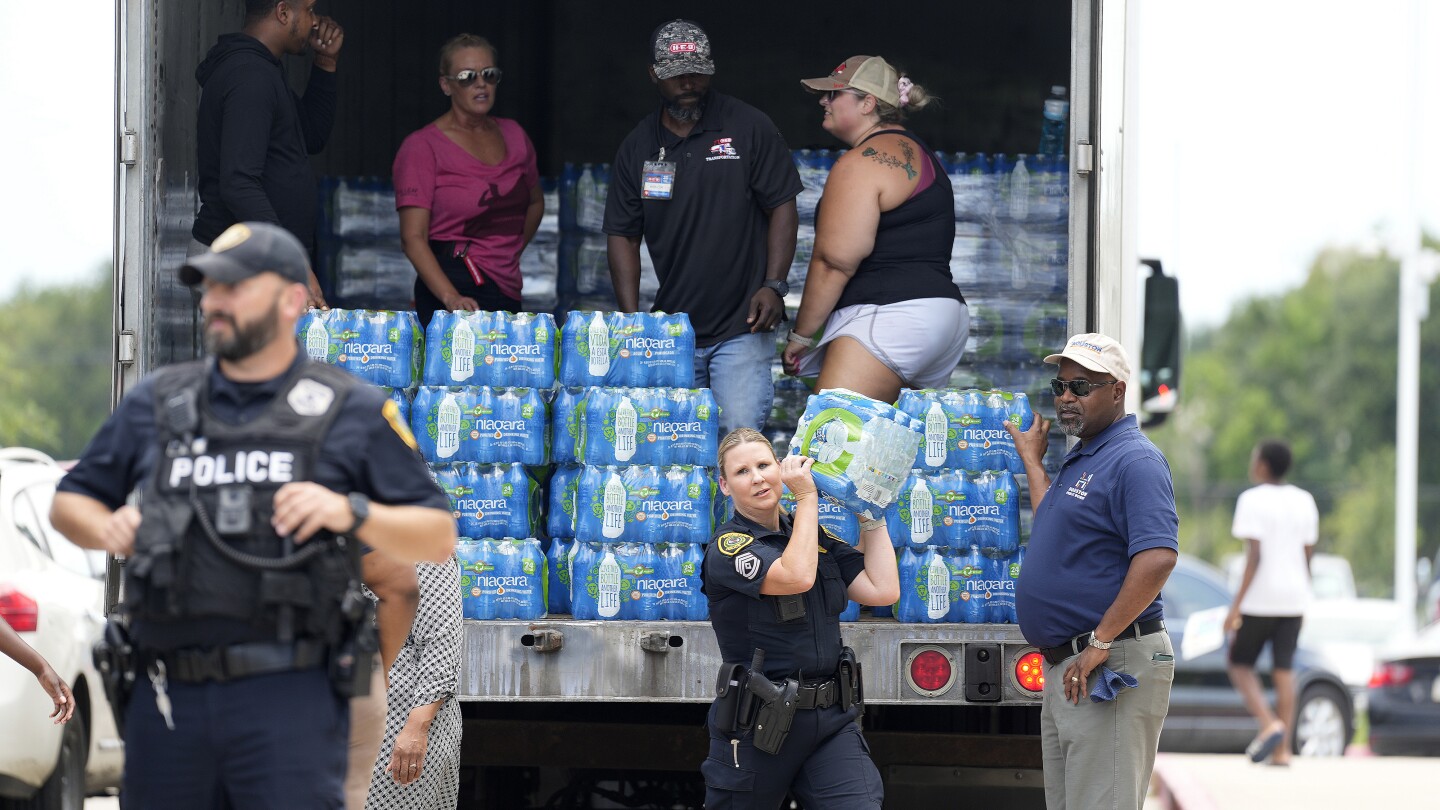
[1225,439,1319,766]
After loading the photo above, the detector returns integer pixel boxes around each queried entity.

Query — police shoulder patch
[734,551,762,580]
[382,399,419,451]
[716,532,754,556]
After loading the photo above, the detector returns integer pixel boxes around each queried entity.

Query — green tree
[1150,243,1440,597]
[0,266,112,459]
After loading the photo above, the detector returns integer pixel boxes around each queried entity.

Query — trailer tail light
[0,586,39,633]
[1369,662,1413,688]
[904,645,957,697]
[1015,651,1046,692]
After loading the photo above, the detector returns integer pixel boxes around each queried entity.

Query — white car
[1299,598,1412,706]
[0,448,122,808]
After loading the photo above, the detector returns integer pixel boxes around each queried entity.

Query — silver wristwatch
[1087,631,1113,651]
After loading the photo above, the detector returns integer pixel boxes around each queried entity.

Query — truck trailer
[112,1,1151,806]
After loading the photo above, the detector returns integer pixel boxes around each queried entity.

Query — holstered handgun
[328,580,377,697]
[745,649,799,755]
[838,645,864,714]
[92,619,136,737]
[713,662,747,733]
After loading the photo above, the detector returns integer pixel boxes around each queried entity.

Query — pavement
[1146,747,1433,809]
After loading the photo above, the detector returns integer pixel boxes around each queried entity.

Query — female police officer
[701,427,899,808]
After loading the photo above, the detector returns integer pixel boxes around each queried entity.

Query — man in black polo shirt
[604,19,801,435]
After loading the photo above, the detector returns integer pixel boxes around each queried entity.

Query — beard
[664,98,705,123]
[205,298,281,361]
[1056,411,1085,438]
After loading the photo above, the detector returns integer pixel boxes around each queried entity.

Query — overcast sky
[2,1,1438,330]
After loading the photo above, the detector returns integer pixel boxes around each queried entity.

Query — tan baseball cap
[800,55,900,108]
[1044,333,1133,383]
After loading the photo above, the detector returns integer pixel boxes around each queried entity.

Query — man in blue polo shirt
[1006,332,1178,810]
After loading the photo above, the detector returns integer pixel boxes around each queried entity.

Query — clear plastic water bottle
[1038,85,1069,156]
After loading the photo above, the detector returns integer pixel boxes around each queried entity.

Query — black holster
[327,581,377,697]
[93,620,136,736]
[745,649,799,755]
[838,645,865,714]
[713,662,747,734]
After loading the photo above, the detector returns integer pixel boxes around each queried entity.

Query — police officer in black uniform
[50,222,457,809]
[701,428,899,808]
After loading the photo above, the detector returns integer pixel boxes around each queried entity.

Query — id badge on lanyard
[642,159,677,200]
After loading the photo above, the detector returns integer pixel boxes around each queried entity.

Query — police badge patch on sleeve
[716,532,753,556]
[734,551,761,580]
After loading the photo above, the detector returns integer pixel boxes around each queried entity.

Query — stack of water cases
[551,311,715,621]
[415,310,555,620]
[555,163,659,314]
[314,177,412,310]
[941,151,1069,397]
[889,388,1032,625]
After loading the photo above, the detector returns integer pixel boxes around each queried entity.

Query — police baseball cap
[801,55,901,108]
[651,19,714,80]
[1044,333,1133,383]
[179,222,311,287]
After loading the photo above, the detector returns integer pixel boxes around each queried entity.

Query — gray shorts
[797,298,970,389]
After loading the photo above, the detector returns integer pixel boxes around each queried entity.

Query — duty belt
[794,678,839,710]
[144,640,328,684]
[1041,619,1167,666]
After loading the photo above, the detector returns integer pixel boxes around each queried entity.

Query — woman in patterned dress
[366,556,464,809]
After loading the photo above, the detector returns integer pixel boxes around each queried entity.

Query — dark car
[1158,554,1353,757]
[1367,621,1440,756]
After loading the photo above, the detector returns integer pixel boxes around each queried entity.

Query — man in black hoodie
[193,0,344,307]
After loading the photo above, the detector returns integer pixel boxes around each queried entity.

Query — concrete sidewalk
[1148,749,1430,809]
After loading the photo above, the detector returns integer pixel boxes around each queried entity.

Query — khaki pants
[344,656,387,810]
[1040,631,1175,810]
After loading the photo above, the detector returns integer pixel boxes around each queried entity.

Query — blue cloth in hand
[1089,666,1139,703]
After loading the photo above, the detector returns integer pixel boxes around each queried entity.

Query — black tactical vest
[125,359,364,647]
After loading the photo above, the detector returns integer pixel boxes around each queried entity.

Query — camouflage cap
[651,19,714,80]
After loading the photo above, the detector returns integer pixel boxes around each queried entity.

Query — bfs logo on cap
[670,42,697,53]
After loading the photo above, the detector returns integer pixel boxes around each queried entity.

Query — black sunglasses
[822,89,864,103]
[447,67,502,87]
[1050,378,1119,398]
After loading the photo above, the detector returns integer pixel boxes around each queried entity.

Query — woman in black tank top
[785,56,968,404]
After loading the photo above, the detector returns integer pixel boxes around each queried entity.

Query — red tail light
[1015,651,1046,692]
[905,647,957,696]
[1369,662,1413,688]
[0,586,39,633]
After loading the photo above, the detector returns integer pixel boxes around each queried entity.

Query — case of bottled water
[789,388,925,521]
[558,311,697,388]
[643,466,715,544]
[887,471,939,551]
[296,308,422,389]
[966,470,1020,558]
[424,310,557,389]
[655,543,708,620]
[457,537,547,621]
[411,387,548,465]
[897,546,961,624]
[956,545,990,624]
[432,462,538,541]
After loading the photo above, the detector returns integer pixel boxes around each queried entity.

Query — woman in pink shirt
[393,34,544,327]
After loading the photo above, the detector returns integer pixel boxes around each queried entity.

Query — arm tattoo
[860,140,918,180]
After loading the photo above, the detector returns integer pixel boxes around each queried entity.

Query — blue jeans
[694,330,777,435]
